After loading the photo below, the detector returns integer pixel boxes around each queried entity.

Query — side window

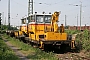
[22,19,26,24]
[31,15,35,22]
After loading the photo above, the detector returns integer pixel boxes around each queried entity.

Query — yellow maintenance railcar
[13,11,75,50]
[24,12,75,49]
[14,18,27,38]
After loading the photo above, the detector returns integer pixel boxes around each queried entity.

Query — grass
[27,50,56,60]
[0,35,20,60]
[3,34,58,60]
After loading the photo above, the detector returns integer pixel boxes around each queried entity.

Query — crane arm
[51,12,60,32]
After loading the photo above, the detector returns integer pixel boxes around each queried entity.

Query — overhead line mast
[27,0,33,36]
[28,0,33,23]
[8,0,10,30]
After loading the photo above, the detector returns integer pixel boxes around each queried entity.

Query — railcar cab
[28,13,52,33]
[28,13,52,23]
[20,18,27,32]
[17,18,27,38]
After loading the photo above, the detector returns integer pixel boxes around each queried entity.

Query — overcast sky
[0,0,90,26]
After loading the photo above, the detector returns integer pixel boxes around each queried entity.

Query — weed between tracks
[0,35,20,60]
[3,34,58,60]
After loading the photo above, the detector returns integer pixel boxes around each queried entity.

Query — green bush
[0,50,19,60]
[76,30,90,51]
[65,30,90,52]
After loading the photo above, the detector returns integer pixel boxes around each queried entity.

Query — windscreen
[44,15,51,23]
[36,15,44,23]
[36,15,51,23]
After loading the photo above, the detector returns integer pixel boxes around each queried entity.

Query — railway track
[56,52,90,60]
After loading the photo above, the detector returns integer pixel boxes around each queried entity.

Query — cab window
[31,15,35,22]
[36,15,44,23]
[44,15,51,23]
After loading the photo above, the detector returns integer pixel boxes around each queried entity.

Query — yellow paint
[44,32,67,41]
[14,31,19,37]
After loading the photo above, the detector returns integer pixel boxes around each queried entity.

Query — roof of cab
[21,13,52,20]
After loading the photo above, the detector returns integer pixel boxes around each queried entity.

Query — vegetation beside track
[65,29,90,58]
[65,29,90,52]
[76,30,90,52]
[0,35,19,60]
[3,34,58,60]
[65,30,81,35]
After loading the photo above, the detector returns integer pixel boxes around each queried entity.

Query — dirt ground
[56,51,90,60]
